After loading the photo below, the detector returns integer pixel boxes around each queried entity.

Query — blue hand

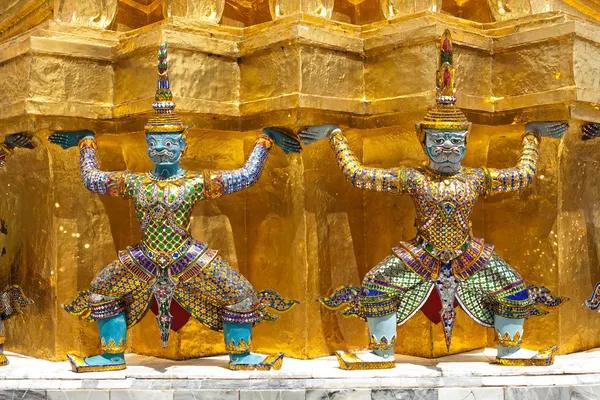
[525,122,569,139]
[299,124,339,146]
[262,127,302,154]
[582,123,600,141]
[4,132,35,150]
[49,130,95,150]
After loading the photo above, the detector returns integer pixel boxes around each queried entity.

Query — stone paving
[0,348,599,399]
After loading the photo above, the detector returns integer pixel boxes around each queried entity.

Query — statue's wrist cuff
[258,134,274,149]
[329,128,343,138]
[522,131,541,143]
[79,137,97,150]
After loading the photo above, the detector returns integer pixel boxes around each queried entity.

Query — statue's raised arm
[201,127,301,200]
[300,124,408,194]
[49,130,130,197]
[481,122,568,197]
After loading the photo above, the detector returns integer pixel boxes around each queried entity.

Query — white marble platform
[1,348,600,399]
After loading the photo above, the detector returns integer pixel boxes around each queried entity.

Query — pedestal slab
[1,348,600,398]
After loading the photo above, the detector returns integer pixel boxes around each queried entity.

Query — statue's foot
[0,353,7,366]
[228,352,284,371]
[335,350,396,370]
[495,346,558,366]
[67,353,126,373]
[500,348,538,359]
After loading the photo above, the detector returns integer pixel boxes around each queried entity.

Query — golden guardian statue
[50,44,300,373]
[301,31,569,370]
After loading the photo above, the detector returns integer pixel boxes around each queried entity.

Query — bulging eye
[435,139,444,145]
[451,139,463,145]
[165,141,173,148]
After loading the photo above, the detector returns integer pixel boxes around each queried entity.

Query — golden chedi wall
[0,0,600,361]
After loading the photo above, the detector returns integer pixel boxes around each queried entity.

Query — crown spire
[415,30,470,143]
[437,31,456,104]
[144,43,187,133]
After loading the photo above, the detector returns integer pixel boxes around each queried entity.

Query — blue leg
[367,313,397,358]
[334,313,397,370]
[495,315,525,358]
[334,289,398,370]
[68,313,127,373]
[494,315,557,366]
[224,322,284,371]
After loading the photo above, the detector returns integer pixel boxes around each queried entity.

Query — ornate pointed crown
[416,30,470,143]
[144,43,187,134]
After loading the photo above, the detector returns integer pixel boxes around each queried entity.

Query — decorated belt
[414,235,470,262]
[138,238,195,266]
[119,239,211,281]
[393,236,494,281]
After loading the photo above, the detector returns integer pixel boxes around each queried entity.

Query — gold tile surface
[0,1,599,360]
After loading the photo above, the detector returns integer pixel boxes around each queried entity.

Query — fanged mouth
[149,149,176,163]
[431,148,463,163]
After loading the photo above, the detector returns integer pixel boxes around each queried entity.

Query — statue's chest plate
[135,180,193,238]
[418,176,478,220]
[137,182,187,217]
[412,172,481,252]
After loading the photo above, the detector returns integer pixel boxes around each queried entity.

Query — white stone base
[1,348,600,399]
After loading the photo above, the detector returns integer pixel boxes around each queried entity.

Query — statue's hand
[262,127,302,154]
[299,124,339,146]
[525,121,569,139]
[582,123,600,141]
[48,130,94,150]
[4,133,35,150]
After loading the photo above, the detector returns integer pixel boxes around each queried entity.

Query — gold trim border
[494,330,522,347]
[228,352,284,371]
[495,346,558,367]
[226,338,251,355]
[67,354,126,373]
[335,350,396,370]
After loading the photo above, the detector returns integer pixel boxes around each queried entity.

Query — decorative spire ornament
[144,43,187,134]
[416,30,471,143]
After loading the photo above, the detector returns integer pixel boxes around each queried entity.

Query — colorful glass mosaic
[63,44,298,353]
[320,30,568,352]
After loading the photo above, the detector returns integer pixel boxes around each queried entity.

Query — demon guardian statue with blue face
[49,44,300,373]
[300,31,569,370]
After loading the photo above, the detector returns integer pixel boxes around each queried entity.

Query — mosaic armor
[65,135,295,342]
[322,132,561,339]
